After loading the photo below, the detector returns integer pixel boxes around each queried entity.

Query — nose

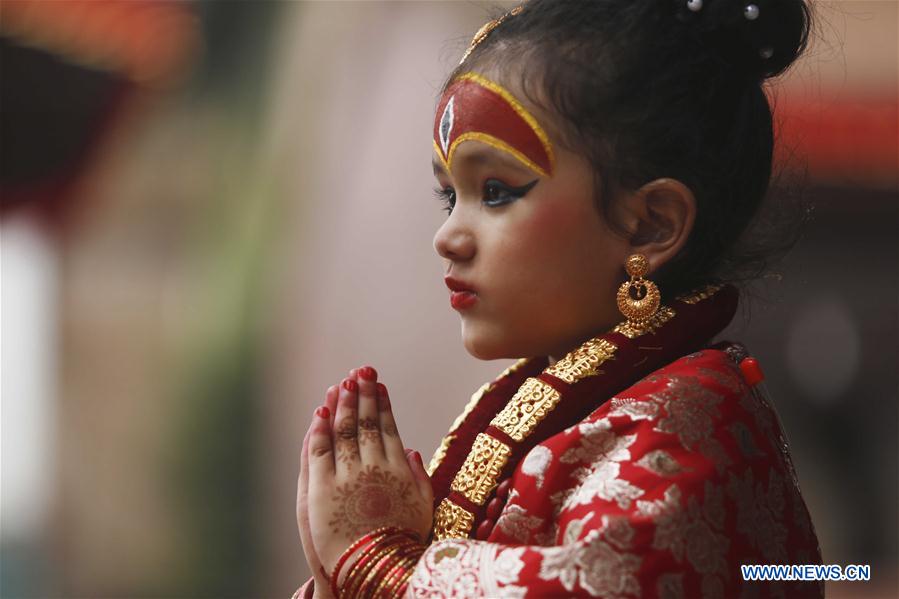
[433,213,475,263]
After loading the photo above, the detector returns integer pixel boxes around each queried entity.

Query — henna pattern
[335,411,360,465]
[358,417,381,445]
[328,465,421,538]
[337,444,360,465]
[382,421,398,437]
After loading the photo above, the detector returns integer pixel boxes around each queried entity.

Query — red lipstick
[445,276,479,311]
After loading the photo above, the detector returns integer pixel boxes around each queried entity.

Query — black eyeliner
[486,178,540,195]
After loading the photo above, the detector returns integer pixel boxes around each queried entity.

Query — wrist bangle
[347,535,417,598]
[331,527,423,598]
[330,527,393,598]
[377,542,425,599]
[371,540,422,598]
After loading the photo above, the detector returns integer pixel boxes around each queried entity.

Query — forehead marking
[439,96,455,155]
[432,72,555,177]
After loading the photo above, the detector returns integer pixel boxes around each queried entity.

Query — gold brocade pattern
[433,499,476,541]
[429,284,726,541]
[426,434,454,478]
[491,377,562,442]
[451,433,513,505]
[677,284,724,305]
[613,305,676,339]
[546,338,618,383]
[427,358,531,475]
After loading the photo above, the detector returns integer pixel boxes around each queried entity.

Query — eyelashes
[433,178,539,215]
[433,186,455,215]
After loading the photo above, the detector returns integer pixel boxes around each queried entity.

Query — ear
[625,178,696,274]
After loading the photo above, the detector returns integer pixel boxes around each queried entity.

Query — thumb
[405,449,434,505]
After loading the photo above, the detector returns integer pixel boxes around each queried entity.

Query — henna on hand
[335,411,360,465]
[358,416,381,445]
[328,465,422,538]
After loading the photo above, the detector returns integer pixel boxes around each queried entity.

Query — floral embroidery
[635,449,687,477]
[558,418,644,510]
[408,540,528,598]
[600,514,636,550]
[567,461,645,510]
[738,385,777,445]
[404,349,822,599]
[637,483,729,598]
[610,376,732,471]
[697,364,747,395]
[729,421,765,458]
[652,375,732,471]
[496,490,545,543]
[560,419,635,465]
[727,467,788,563]
[533,520,560,547]
[521,444,553,489]
[657,572,685,599]
[561,512,594,544]
[609,396,663,421]
[538,527,642,597]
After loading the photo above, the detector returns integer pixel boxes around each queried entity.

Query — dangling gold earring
[616,254,661,328]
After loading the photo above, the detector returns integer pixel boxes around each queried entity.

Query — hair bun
[671,0,810,81]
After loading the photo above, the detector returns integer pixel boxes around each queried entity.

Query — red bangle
[378,543,425,598]
[370,540,422,598]
[330,527,394,598]
[331,527,423,598]
[345,535,418,598]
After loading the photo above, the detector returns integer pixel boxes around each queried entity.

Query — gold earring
[616,254,661,327]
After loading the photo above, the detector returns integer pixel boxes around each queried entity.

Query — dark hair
[442,0,813,300]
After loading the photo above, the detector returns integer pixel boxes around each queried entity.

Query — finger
[324,384,339,429]
[377,382,406,463]
[333,377,360,475]
[356,366,385,462]
[298,427,320,567]
[307,405,335,477]
[405,449,434,505]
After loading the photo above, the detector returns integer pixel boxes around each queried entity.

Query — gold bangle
[379,545,425,598]
[373,541,422,598]
[391,549,425,598]
[344,535,411,598]
[339,529,423,598]
[359,544,406,597]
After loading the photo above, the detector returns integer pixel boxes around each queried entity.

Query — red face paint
[433,72,555,177]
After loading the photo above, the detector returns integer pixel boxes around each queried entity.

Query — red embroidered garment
[294,284,822,598]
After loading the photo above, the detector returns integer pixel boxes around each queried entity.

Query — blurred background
[0,1,895,598]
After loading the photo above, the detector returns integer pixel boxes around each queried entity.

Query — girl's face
[432,69,632,362]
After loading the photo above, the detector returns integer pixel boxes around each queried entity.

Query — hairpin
[460,5,524,65]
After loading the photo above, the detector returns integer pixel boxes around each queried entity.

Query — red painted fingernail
[413,451,424,468]
[342,378,358,392]
[315,405,330,419]
[376,383,390,410]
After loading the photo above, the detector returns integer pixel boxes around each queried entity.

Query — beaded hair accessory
[459,4,523,65]
[676,0,775,63]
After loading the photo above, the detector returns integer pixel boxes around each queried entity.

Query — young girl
[295,0,822,596]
